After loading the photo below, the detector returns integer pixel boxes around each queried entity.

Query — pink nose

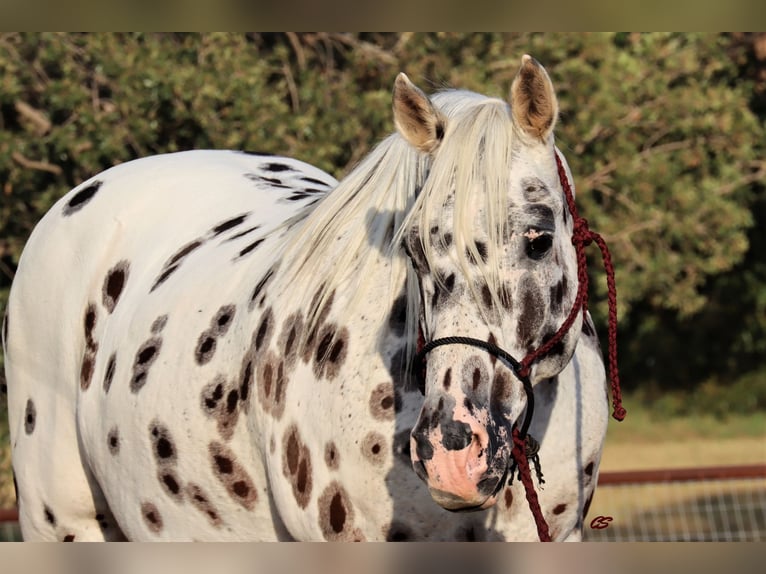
[411,417,497,510]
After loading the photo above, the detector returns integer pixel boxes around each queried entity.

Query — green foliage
[1,31,765,397]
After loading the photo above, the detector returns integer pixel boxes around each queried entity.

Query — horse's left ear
[510,55,559,142]
[393,73,446,154]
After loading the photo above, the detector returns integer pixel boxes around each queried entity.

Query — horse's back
[3,150,336,540]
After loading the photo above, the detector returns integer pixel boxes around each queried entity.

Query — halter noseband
[412,151,626,541]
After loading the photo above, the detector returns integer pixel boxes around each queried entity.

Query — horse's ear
[393,73,446,154]
[510,55,559,142]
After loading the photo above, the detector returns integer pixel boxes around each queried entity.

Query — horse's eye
[525,231,553,260]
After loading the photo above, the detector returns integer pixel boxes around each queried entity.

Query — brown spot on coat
[102,353,117,393]
[282,425,313,508]
[131,336,162,393]
[324,442,340,470]
[361,431,387,466]
[208,442,257,510]
[141,501,163,533]
[107,427,120,455]
[186,482,223,527]
[318,482,355,541]
[24,399,36,435]
[257,351,288,419]
[102,260,130,313]
[368,382,398,421]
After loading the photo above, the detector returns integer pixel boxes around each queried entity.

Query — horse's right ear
[393,73,445,154]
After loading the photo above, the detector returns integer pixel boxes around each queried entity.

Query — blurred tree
[1,32,764,407]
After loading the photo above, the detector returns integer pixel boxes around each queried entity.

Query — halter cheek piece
[412,152,626,541]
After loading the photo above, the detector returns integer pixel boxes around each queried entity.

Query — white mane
[277,88,516,346]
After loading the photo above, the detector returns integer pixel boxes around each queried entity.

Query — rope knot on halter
[571,216,593,247]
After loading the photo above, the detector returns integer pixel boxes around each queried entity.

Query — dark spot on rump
[63,180,102,215]
[159,470,183,499]
[151,315,169,334]
[141,502,163,533]
[63,534,76,542]
[264,162,294,172]
[84,303,98,351]
[80,353,95,390]
[131,337,162,393]
[553,503,567,515]
[149,421,177,466]
[168,240,203,268]
[212,304,236,335]
[151,240,204,291]
[24,399,36,435]
[257,351,288,419]
[186,483,223,527]
[162,473,180,494]
[103,353,117,393]
[214,455,233,474]
[202,379,225,412]
[238,238,265,258]
[211,213,249,236]
[208,441,257,510]
[107,427,120,454]
[102,260,130,313]
[195,333,217,365]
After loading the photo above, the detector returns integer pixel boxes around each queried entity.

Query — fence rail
[1,464,765,541]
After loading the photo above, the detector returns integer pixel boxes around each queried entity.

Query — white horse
[3,55,622,541]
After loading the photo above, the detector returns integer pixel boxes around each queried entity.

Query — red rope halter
[513,151,626,542]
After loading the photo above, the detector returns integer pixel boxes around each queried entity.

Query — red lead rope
[514,152,626,542]
[519,152,626,423]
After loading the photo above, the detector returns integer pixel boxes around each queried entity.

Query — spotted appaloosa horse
[3,56,613,541]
